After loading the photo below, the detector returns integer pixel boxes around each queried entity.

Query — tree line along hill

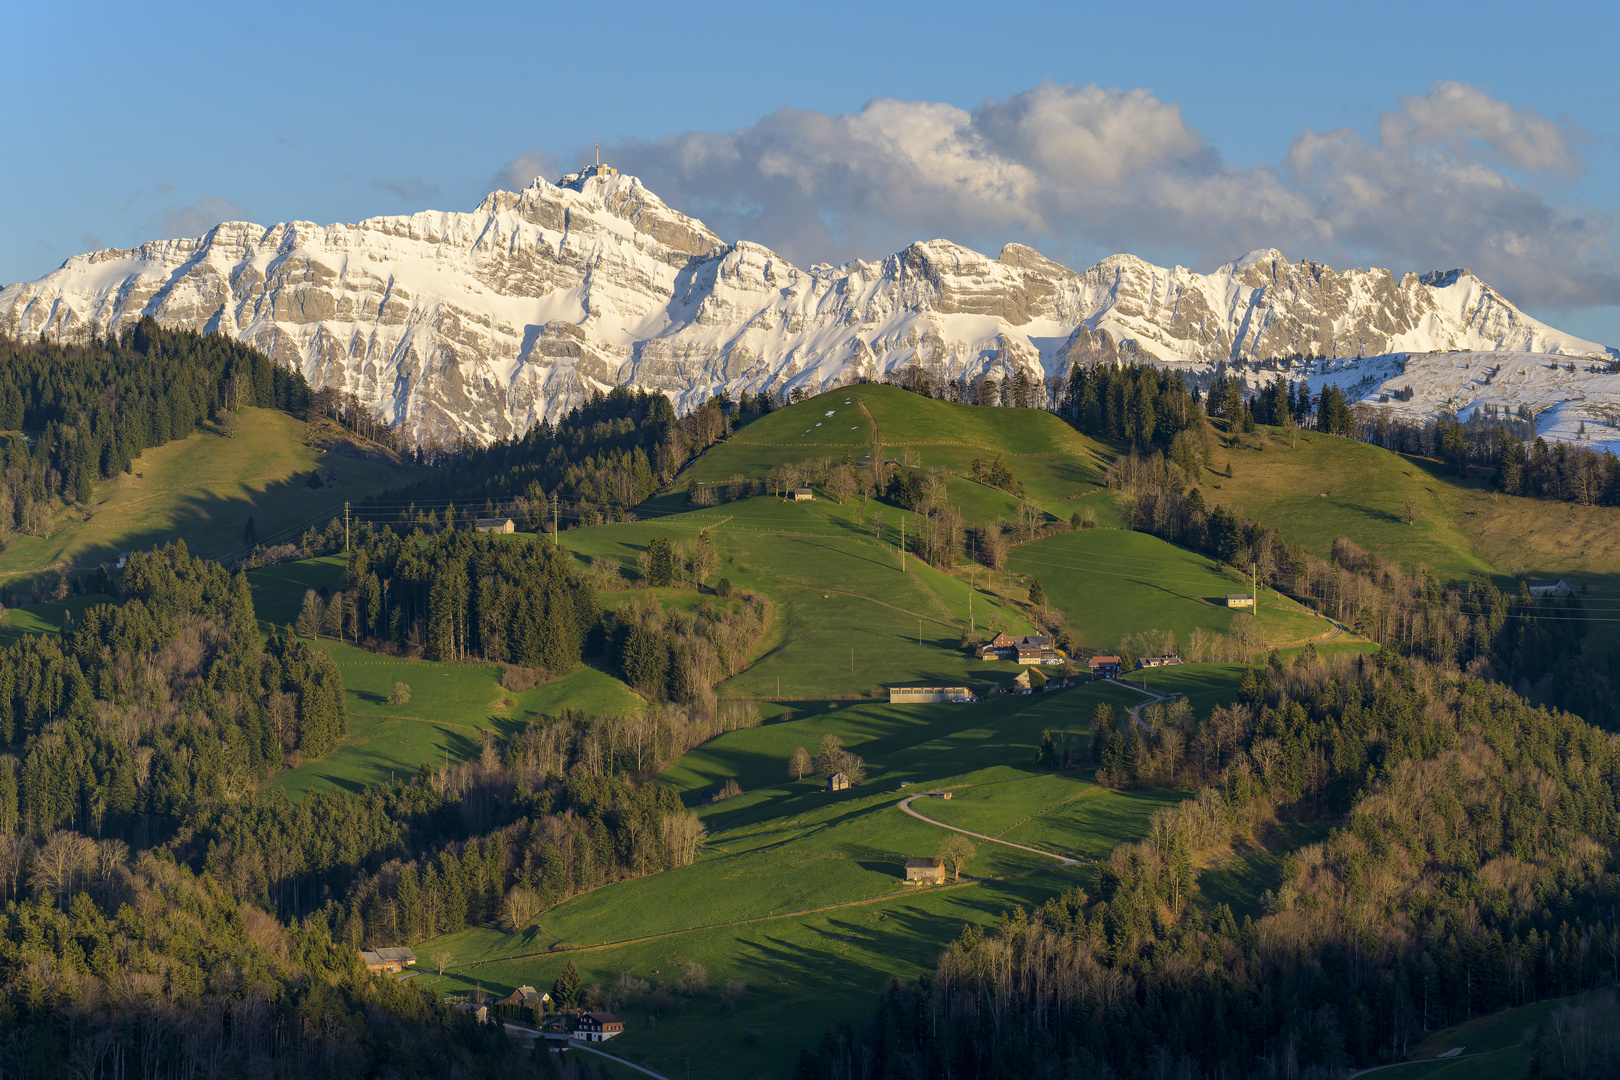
[2,330,1620,1077]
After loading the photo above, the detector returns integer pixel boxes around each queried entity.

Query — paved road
[568,1041,673,1079]
[898,794,1079,866]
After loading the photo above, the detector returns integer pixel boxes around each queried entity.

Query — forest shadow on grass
[84,470,361,572]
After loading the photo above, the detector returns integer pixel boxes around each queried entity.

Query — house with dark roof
[494,985,549,1010]
[360,947,417,973]
[474,517,515,534]
[905,858,944,884]
[1016,643,1062,665]
[1528,579,1575,597]
[982,632,1053,661]
[574,1012,624,1042]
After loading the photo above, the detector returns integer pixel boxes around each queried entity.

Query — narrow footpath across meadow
[897,794,1078,866]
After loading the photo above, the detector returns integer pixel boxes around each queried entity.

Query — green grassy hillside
[1204,421,1620,661]
[0,408,416,590]
[1206,421,1620,590]
[1200,425,1493,581]
[1006,528,1333,654]
[559,496,1043,698]
[681,385,1110,504]
[406,679,1227,1080]
[242,554,644,800]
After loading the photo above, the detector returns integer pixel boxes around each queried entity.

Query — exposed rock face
[1,178,1610,444]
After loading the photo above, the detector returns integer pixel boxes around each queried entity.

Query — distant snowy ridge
[1307,351,1620,454]
[0,172,1612,445]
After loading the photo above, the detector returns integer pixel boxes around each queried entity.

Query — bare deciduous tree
[678,961,709,996]
[937,834,976,882]
[501,886,539,932]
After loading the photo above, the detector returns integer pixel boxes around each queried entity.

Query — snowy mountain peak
[1226,248,1291,272]
[0,176,1612,444]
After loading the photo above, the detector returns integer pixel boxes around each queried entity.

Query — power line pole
[1253,560,1263,646]
[344,501,350,552]
[552,493,559,546]
[900,516,905,572]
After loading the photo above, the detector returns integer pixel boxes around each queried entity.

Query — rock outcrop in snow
[0,174,1612,444]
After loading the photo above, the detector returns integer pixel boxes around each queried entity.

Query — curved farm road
[1105,676,1169,733]
[568,1042,672,1078]
[898,794,1079,867]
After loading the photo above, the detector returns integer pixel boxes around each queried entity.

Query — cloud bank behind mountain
[496,80,1618,319]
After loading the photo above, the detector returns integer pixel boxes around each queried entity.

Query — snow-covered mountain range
[1,171,1613,445]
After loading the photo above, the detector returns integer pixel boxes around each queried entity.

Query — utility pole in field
[968,568,975,634]
[1253,561,1263,646]
[344,502,350,552]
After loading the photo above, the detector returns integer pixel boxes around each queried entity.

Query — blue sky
[5,0,1618,344]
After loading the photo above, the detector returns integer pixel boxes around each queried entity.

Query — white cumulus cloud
[494,80,1620,312]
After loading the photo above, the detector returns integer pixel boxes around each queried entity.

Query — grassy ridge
[0,408,415,589]
[558,496,1045,699]
[1202,426,1492,581]
[1007,528,1333,654]
[681,385,1110,504]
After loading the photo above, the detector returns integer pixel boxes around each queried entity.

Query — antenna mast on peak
[582,134,617,182]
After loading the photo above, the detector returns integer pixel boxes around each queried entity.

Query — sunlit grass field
[405,680,1215,1080]
[1007,527,1333,654]
[0,409,416,591]
[680,384,1109,503]
[558,496,1045,698]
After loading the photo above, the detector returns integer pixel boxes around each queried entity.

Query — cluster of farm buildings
[358,947,625,1050]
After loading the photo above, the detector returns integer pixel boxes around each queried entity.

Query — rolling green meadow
[682,384,1110,502]
[1006,526,1331,654]
[555,494,1049,699]
[401,681,1239,1080]
[0,407,416,596]
[8,380,1618,1078]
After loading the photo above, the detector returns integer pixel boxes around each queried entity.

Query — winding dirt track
[898,794,1079,866]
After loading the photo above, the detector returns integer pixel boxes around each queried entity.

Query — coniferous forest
[0,320,307,537]
[795,650,1620,1079]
